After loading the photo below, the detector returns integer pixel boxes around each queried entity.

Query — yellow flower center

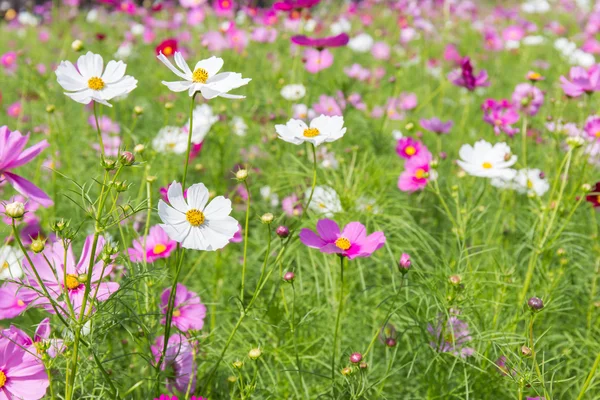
[192,68,209,83]
[87,76,105,91]
[65,274,80,290]
[318,203,326,209]
[595,130,600,138]
[163,46,173,56]
[482,162,493,169]
[17,299,25,307]
[186,209,205,226]
[303,128,320,137]
[597,195,600,203]
[415,168,427,179]
[0,370,6,388]
[405,146,416,156]
[528,72,541,80]
[222,0,230,7]
[527,179,533,189]
[1,261,8,270]
[335,237,351,250]
[173,309,181,317]
[153,244,167,254]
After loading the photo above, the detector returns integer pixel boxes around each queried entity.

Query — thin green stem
[93,101,105,158]
[331,256,345,392]
[303,144,317,215]
[577,351,600,400]
[240,180,252,304]
[181,93,198,190]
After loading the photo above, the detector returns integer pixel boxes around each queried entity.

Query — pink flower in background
[274,0,320,11]
[0,282,36,320]
[428,315,474,358]
[202,31,229,52]
[396,137,424,160]
[226,24,249,53]
[6,101,23,119]
[584,116,600,141]
[128,225,177,263]
[511,83,544,116]
[33,318,65,358]
[344,63,370,81]
[282,194,303,216]
[482,99,520,137]
[448,57,489,91]
[161,283,207,332]
[398,92,417,110]
[187,8,205,25]
[420,117,453,135]
[252,27,277,43]
[560,65,600,97]
[300,219,386,259]
[88,115,121,134]
[0,126,53,207]
[229,224,243,243]
[502,25,525,43]
[313,95,344,116]
[291,33,349,48]
[443,44,462,65]
[1,51,17,74]
[0,330,49,400]
[152,334,196,393]
[347,93,366,110]
[92,134,121,157]
[371,41,390,60]
[214,0,235,17]
[304,48,334,73]
[398,149,434,192]
[22,235,120,316]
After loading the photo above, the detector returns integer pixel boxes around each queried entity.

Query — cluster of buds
[101,242,119,264]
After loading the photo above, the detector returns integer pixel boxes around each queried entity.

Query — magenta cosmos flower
[398,149,434,192]
[274,0,319,11]
[22,235,119,316]
[585,116,600,141]
[396,137,424,160]
[482,99,520,137]
[0,329,49,399]
[0,126,53,207]
[0,282,36,320]
[560,65,600,97]
[428,315,474,358]
[291,33,349,48]
[420,117,453,135]
[161,283,207,332]
[151,334,196,394]
[448,57,489,91]
[128,225,177,263]
[299,219,386,259]
[512,83,544,116]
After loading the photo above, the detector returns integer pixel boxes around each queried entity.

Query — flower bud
[114,180,129,192]
[582,183,592,192]
[283,271,295,283]
[359,362,368,369]
[134,144,145,153]
[51,219,69,233]
[232,360,243,369]
[398,253,411,273]
[260,213,274,224]
[45,104,55,113]
[521,345,532,357]
[164,102,174,110]
[276,225,290,238]
[449,275,461,285]
[119,151,135,166]
[101,158,117,171]
[30,238,45,253]
[71,39,84,51]
[349,352,362,364]
[235,169,248,181]
[248,347,262,360]
[566,136,585,148]
[527,296,544,311]
[77,273,89,284]
[341,367,352,376]
[385,337,397,347]
[4,201,25,219]
[133,106,144,115]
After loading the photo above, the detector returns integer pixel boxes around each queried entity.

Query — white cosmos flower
[186,104,219,144]
[515,168,549,196]
[275,115,346,147]
[231,116,248,137]
[55,51,137,107]
[153,126,188,154]
[158,182,238,251]
[280,84,306,101]
[157,52,251,99]
[0,245,23,280]
[348,33,374,53]
[457,140,517,179]
[306,185,343,217]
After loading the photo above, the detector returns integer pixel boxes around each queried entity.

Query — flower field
[1,0,600,399]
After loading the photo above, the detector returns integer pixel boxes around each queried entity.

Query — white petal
[158,200,187,226]
[203,196,232,219]
[157,52,190,80]
[64,89,93,105]
[101,60,126,83]
[166,181,189,213]
[187,183,210,210]
[194,56,224,76]
[163,80,194,93]
[174,52,192,76]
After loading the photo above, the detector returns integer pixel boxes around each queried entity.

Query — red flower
[156,39,178,57]
[586,182,600,208]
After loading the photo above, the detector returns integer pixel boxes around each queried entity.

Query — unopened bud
[248,348,262,360]
[133,106,144,115]
[349,352,362,364]
[120,151,135,166]
[45,104,55,113]
[398,253,411,273]
[77,273,89,284]
[527,296,544,311]
[341,367,352,376]
[164,102,174,110]
[261,213,274,224]
[134,144,145,153]
[521,345,532,357]
[449,275,461,285]
[276,225,290,238]
[385,337,397,347]
[283,271,295,283]
[235,169,248,181]
[4,201,25,219]
[232,360,243,369]
[71,39,84,51]
[30,238,46,253]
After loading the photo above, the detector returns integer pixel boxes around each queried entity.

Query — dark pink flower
[161,283,207,332]
[398,149,434,192]
[273,0,319,11]
[396,137,424,159]
[584,116,600,141]
[560,65,600,98]
[291,33,349,48]
[448,57,489,91]
[299,219,386,260]
[128,225,177,263]
[151,334,196,393]
[482,99,520,137]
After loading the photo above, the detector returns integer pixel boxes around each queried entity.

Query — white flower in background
[317,147,339,169]
[356,196,381,214]
[186,104,218,144]
[158,182,238,251]
[515,169,549,196]
[131,24,145,36]
[275,115,346,147]
[457,140,517,179]
[292,104,315,120]
[231,116,248,136]
[260,186,280,207]
[392,130,404,140]
[0,245,23,280]
[554,38,595,67]
[114,42,133,60]
[348,33,374,53]
[86,9,98,23]
[236,10,247,24]
[505,40,520,50]
[523,36,545,46]
[521,0,550,13]
[55,52,137,107]
[157,52,251,99]
[153,126,187,154]
[303,18,317,32]
[18,11,39,26]
[306,185,343,217]
[330,17,351,35]
[281,84,306,101]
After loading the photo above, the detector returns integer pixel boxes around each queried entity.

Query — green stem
[331,256,345,392]
[303,144,317,215]
[522,115,528,168]
[240,180,252,305]
[93,101,105,158]
[181,93,197,190]
[577,351,600,400]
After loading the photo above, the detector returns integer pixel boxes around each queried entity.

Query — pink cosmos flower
[584,116,600,141]
[396,137,424,159]
[303,48,334,73]
[398,150,434,192]
[371,41,390,60]
[502,25,525,43]
[128,225,177,263]
[213,0,235,17]
[22,235,120,316]
[313,95,344,116]
[448,57,489,91]
[252,27,277,43]
[0,330,49,399]
[0,282,36,320]
[299,219,386,260]
[6,102,22,119]
[161,283,207,332]
[273,0,319,11]
[88,115,121,134]
[483,28,503,51]
[33,317,65,358]
[511,83,544,116]
[282,194,303,216]
[92,134,121,157]
[229,224,243,243]
[420,118,453,135]
[202,31,229,52]
[291,33,349,48]
[151,334,196,393]
[482,99,520,137]
[443,44,462,65]
[1,51,17,74]
[347,93,366,110]
[428,315,474,358]
[0,126,53,207]
[560,65,600,98]
[344,64,370,81]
